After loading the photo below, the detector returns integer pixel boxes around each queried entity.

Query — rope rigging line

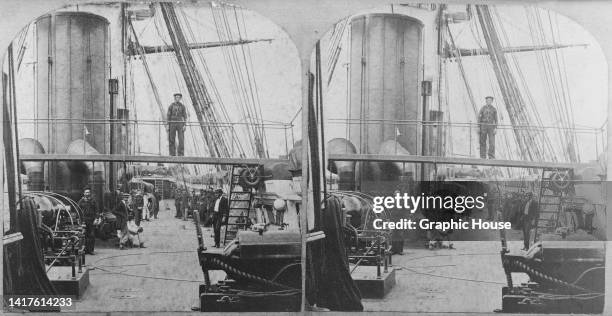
[240,7,270,157]
[210,2,268,158]
[177,4,249,158]
[159,2,238,163]
[462,10,523,174]
[325,17,349,87]
[234,5,269,156]
[551,12,580,161]
[492,8,558,163]
[522,7,579,163]
[445,16,517,173]
[475,5,558,165]
[447,27,479,115]
[546,9,579,162]
[210,6,257,156]
[523,9,566,162]
[128,18,168,129]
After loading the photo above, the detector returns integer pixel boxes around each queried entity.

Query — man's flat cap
[174,93,182,97]
[485,96,494,100]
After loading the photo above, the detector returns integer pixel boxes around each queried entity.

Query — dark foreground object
[351,266,396,299]
[194,210,301,312]
[47,266,90,300]
[500,242,604,313]
[199,280,300,312]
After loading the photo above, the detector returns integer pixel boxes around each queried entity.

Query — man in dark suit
[152,190,161,219]
[175,189,183,218]
[212,189,229,248]
[521,192,539,250]
[78,187,99,255]
[197,189,207,224]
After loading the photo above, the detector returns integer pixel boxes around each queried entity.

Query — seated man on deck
[112,191,130,249]
[120,211,146,249]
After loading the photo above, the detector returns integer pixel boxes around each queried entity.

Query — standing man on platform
[478,96,498,159]
[78,187,99,255]
[166,93,188,156]
[212,189,229,248]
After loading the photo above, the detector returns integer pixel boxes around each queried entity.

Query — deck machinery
[500,241,605,313]
[498,172,606,313]
[193,164,303,312]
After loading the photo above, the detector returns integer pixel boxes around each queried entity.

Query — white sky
[10,3,608,165]
[318,4,607,163]
[13,2,302,165]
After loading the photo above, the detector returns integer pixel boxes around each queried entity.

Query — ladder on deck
[533,169,572,243]
[222,165,257,244]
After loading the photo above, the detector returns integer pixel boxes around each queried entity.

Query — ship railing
[324,118,606,163]
[16,118,298,158]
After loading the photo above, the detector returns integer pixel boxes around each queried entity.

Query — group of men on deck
[76,187,159,254]
[77,183,230,253]
[175,187,229,248]
[502,191,539,250]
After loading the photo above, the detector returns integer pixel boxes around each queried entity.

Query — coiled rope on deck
[503,256,602,295]
[205,256,299,291]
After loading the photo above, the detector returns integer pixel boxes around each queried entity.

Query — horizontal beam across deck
[19,154,288,165]
[327,154,581,170]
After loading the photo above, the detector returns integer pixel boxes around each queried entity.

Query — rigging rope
[210,2,268,158]
[475,5,554,165]
[128,19,167,129]
[177,4,249,158]
[160,2,238,164]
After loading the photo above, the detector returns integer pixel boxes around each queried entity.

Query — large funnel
[346,13,424,191]
[348,13,424,156]
[34,12,110,192]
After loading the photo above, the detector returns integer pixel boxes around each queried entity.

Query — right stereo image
[304,3,607,314]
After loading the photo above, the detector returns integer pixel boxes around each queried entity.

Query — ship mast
[159,2,237,161]
[474,5,558,162]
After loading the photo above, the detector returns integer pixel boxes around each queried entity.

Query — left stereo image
[2,1,304,312]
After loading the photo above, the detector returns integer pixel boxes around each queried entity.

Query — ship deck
[44,199,603,314]
[61,199,225,313]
